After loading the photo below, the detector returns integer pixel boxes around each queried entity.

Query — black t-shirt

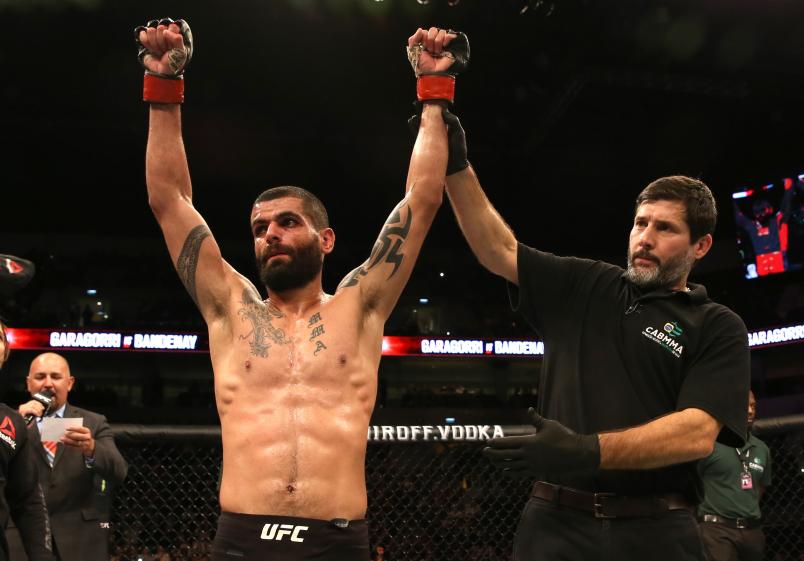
[0,404,53,561]
[509,244,750,500]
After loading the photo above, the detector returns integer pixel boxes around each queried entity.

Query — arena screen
[732,175,804,279]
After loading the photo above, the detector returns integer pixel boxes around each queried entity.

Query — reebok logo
[0,416,17,450]
[260,524,308,543]
[3,258,23,274]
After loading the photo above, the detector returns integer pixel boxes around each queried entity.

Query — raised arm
[336,28,465,321]
[137,19,231,321]
[779,177,795,223]
[447,166,519,284]
[337,103,446,321]
[732,197,753,230]
[406,36,518,285]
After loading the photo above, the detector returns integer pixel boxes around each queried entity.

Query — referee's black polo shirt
[509,243,750,501]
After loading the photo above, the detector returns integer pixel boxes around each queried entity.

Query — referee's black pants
[513,497,707,561]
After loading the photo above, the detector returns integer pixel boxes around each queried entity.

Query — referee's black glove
[407,108,469,176]
[483,408,600,477]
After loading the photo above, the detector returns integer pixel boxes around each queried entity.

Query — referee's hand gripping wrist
[407,109,469,176]
[483,408,600,477]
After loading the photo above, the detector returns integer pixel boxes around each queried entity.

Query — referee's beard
[624,246,695,291]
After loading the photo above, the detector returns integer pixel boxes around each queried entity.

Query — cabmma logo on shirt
[642,321,685,358]
[748,456,766,474]
[0,416,17,450]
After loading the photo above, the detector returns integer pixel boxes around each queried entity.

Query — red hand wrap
[143,73,185,104]
[416,74,455,103]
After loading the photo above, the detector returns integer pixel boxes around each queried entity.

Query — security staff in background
[698,391,771,561]
[8,352,128,561]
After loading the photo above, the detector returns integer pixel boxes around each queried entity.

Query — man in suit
[8,352,128,561]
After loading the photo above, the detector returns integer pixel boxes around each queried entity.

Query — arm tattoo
[176,225,211,306]
[237,289,287,358]
[339,201,412,289]
[338,264,368,290]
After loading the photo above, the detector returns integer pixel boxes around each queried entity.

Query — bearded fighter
[136,19,466,561]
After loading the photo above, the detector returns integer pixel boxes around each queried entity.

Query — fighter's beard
[257,240,322,293]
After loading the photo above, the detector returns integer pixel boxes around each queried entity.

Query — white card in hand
[40,417,83,441]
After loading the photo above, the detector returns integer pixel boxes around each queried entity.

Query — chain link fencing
[110,418,804,561]
[753,416,804,561]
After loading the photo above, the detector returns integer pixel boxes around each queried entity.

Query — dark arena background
[2,0,804,560]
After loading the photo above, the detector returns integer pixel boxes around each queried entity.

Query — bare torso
[210,282,380,519]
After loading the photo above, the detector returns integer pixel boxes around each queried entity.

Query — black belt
[531,481,695,519]
[699,514,762,529]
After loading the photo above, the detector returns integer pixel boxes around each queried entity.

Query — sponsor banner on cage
[382,336,544,357]
[367,424,505,442]
[8,325,803,354]
[6,328,206,353]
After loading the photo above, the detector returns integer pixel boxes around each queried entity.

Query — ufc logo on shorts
[260,523,308,543]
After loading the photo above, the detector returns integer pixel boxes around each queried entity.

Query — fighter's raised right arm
[446,165,519,284]
[139,20,231,321]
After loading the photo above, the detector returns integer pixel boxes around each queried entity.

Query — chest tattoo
[237,289,288,357]
[308,311,328,355]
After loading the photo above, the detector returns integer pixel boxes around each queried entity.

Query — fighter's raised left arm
[337,28,465,321]
[337,102,447,321]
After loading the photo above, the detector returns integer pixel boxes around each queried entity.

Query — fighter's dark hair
[254,186,329,231]
[635,175,717,242]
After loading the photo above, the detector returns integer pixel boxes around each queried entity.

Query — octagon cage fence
[107,416,804,561]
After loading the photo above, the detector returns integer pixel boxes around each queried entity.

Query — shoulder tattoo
[176,225,211,306]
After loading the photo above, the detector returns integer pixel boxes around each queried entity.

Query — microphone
[23,389,54,426]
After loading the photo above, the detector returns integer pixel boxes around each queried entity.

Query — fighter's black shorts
[211,512,370,561]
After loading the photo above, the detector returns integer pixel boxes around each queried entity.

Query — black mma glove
[134,18,194,104]
[408,110,469,176]
[483,408,601,477]
[408,29,470,104]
